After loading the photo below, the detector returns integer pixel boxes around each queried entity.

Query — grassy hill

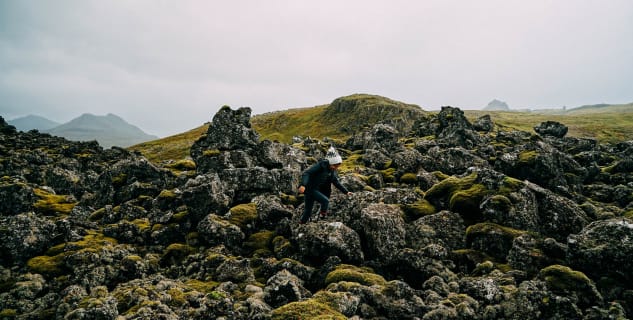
[129,97,633,164]
[463,102,633,143]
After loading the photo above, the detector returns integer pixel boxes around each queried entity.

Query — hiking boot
[319,211,328,217]
[298,220,306,225]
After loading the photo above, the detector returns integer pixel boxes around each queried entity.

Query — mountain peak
[44,113,157,148]
[8,114,61,132]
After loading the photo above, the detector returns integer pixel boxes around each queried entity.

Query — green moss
[402,199,436,222]
[131,218,151,231]
[363,185,376,192]
[539,265,594,293]
[245,231,274,252]
[111,173,128,186]
[624,210,633,219]
[380,167,396,183]
[89,207,106,221]
[26,255,66,276]
[228,203,257,229]
[466,222,527,243]
[0,309,17,317]
[171,210,189,223]
[518,150,538,164]
[272,236,292,257]
[33,188,77,215]
[186,232,199,245]
[449,183,488,214]
[162,243,196,264]
[203,149,221,156]
[166,159,196,171]
[399,172,418,185]
[425,173,477,200]
[271,300,346,320]
[30,232,118,277]
[280,193,299,206]
[158,189,177,199]
[339,153,364,174]
[208,291,225,300]
[433,171,450,180]
[324,264,387,287]
[499,176,525,194]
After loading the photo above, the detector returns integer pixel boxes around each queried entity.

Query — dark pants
[301,189,329,223]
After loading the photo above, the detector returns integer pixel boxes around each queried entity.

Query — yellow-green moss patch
[228,203,257,229]
[399,172,418,185]
[518,150,538,164]
[466,222,527,243]
[33,188,77,215]
[27,254,66,276]
[425,173,477,200]
[166,159,196,171]
[203,149,221,157]
[402,199,436,222]
[539,264,594,293]
[111,173,128,186]
[158,189,177,199]
[449,183,488,214]
[325,264,387,287]
[244,231,274,253]
[271,300,346,320]
[0,309,17,317]
[499,176,525,194]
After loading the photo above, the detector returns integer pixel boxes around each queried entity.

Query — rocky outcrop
[1,103,633,319]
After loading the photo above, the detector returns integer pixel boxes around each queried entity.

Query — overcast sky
[1,1,632,137]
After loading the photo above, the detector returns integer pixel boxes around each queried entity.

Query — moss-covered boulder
[538,264,602,310]
[466,222,528,262]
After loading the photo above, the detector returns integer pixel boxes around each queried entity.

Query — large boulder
[567,218,633,286]
[534,121,568,138]
[191,106,259,158]
[359,203,406,263]
[181,174,232,223]
[292,221,364,264]
[0,212,58,265]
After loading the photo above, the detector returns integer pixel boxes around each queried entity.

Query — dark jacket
[301,160,349,196]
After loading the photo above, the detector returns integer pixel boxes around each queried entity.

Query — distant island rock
[483,99,510,111]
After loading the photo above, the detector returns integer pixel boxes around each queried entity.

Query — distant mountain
[8,115,60,132]
[483,99,510,111]
[566,102,633,114]
[44,113,158,148]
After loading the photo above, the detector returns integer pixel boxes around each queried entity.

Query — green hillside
[463,102,633,143]
[129,97,633,165]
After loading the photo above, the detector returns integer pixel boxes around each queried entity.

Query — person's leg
[300,194,315,223]
[312,190,330,215]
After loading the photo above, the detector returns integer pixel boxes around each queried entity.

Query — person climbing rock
[297,146,352,224]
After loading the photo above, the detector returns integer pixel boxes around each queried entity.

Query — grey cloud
[1,0,632,137]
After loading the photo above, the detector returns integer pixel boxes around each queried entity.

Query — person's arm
[332,172,351,194]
